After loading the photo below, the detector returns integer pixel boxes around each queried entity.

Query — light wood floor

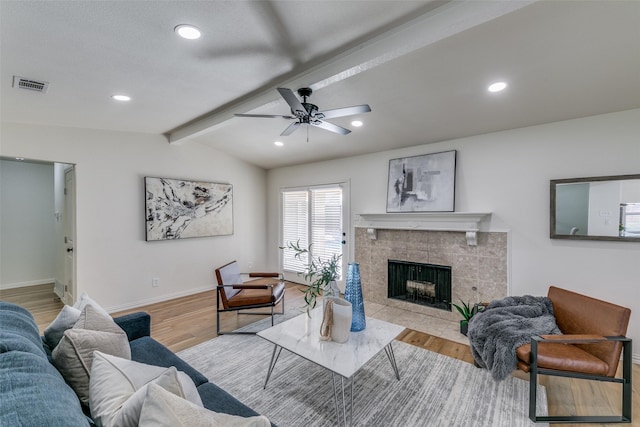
[2,283,638,426]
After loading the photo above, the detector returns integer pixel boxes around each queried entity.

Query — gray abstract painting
[387,150,456,212]
[145,177,233,241]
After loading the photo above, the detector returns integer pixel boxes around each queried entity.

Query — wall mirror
[551,174,640,241]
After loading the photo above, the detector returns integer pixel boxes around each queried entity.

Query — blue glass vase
[344,262,366,331]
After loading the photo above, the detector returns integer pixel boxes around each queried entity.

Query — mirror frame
[550,174,640,242]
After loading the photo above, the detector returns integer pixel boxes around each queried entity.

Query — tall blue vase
[344,262,366,331]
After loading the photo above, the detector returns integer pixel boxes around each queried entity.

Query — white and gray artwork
[386,150,456,212]
[145,177,233,241]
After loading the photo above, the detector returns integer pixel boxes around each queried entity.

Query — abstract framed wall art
[386,150,456,212]
[145,177,233,241]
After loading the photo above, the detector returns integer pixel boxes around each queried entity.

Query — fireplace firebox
[388,260,451,311]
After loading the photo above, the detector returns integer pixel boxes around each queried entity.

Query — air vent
[13,76,49,93]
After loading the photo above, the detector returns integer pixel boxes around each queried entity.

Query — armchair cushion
[547,286,630,377]
[227,281,285,308]
[516,342,610,375]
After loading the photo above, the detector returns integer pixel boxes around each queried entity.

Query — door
[63,167,76,305]
[280,182,349,290]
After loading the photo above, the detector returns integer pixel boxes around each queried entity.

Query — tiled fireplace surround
[354,227,508,342]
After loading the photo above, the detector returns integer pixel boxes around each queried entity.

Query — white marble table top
[257,306,405,378]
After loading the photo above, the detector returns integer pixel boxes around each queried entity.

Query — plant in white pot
[281,240,341,315]
[281,241,352,342]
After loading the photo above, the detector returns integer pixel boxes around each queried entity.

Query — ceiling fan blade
[277,88,306,116]
[234,113,296,119]
[311,120,351,135]
[280,122,301,136]
[316,104,371,119]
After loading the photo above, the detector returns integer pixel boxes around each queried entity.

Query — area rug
[177,316,548,427]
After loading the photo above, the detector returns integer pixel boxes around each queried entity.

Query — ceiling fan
[234,87,371,136]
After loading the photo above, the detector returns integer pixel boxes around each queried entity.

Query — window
[620,203,640,237]
[281,184,345,284]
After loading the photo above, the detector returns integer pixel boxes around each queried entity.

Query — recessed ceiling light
[274,141,284,147]
[175,24,201,40]
[112,94,131,101]
[15,157,25,161]
[351,120,363,127]
[488,81,508,93]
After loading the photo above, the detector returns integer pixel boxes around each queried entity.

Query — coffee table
[257,307,405,426]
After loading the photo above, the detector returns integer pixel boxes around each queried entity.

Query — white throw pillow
[74,292,110,318]
[90,351,202,427]
[43,304,82,349]
[139,383,271,427]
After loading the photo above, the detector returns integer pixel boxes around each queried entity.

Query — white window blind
[311,187,343,279]
[282,191,308,272]
[281,185,343,278]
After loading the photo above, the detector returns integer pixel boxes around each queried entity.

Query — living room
[1,1,639,425]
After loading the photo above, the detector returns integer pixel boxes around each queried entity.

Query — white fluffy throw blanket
[467,295,561,381]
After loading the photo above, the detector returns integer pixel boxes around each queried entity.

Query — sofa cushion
[90,352,202,427]
[196,382,264,419]
[139,383,270,427]
[52,305,131,405]
[0,350,90,426]
[129,336,207,387]
[0,302,46,357]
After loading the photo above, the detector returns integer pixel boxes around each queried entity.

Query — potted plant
[451,300,474,336]
[281,240,341,316]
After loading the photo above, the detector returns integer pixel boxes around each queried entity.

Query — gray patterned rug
[177,317,548,427]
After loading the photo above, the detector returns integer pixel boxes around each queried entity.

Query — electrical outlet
[152,278,159,288]
[247,261,254,270]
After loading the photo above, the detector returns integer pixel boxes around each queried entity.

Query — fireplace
[354,226,507,323]
[388,260,451,312]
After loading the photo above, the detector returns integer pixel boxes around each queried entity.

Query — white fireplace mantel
[355,212,492,245]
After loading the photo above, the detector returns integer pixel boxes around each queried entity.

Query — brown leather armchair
[516,286,632,423]
[214,261,285,335]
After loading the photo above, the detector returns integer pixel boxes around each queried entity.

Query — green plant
[451,300,474,326]
[281,240,341,316]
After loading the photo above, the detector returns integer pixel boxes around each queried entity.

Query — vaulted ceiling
[2,1,639,169]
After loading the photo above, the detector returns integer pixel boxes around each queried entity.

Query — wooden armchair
[516,286,632,423]
[214,261,285,335]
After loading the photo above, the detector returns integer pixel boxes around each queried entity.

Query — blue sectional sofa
[0,301,270,426]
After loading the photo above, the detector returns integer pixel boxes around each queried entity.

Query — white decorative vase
[326,297,352,343]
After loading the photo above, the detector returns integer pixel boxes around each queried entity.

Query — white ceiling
[2,1,639,169]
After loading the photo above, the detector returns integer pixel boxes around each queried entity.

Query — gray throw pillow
[52,304,131,405]
[43,305,82,349]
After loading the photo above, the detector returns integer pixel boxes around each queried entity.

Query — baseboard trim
[633,354,640,366]
[105,285,215,314]
[0,278,56,290]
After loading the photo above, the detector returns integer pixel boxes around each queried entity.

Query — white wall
[267,109,640,359]
[0,159,56,288]
[1,123,268,311]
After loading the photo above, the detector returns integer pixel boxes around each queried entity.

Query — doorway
[0,157,76,304]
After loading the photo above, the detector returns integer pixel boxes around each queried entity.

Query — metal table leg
[263,344,282,389]
[332,373,352,427]
[384,343,401,380]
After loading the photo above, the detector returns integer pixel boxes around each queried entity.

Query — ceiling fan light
[351,120,363,127]
[175,24,201,40]
[112,94,131,101]
[488,81,507,93]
